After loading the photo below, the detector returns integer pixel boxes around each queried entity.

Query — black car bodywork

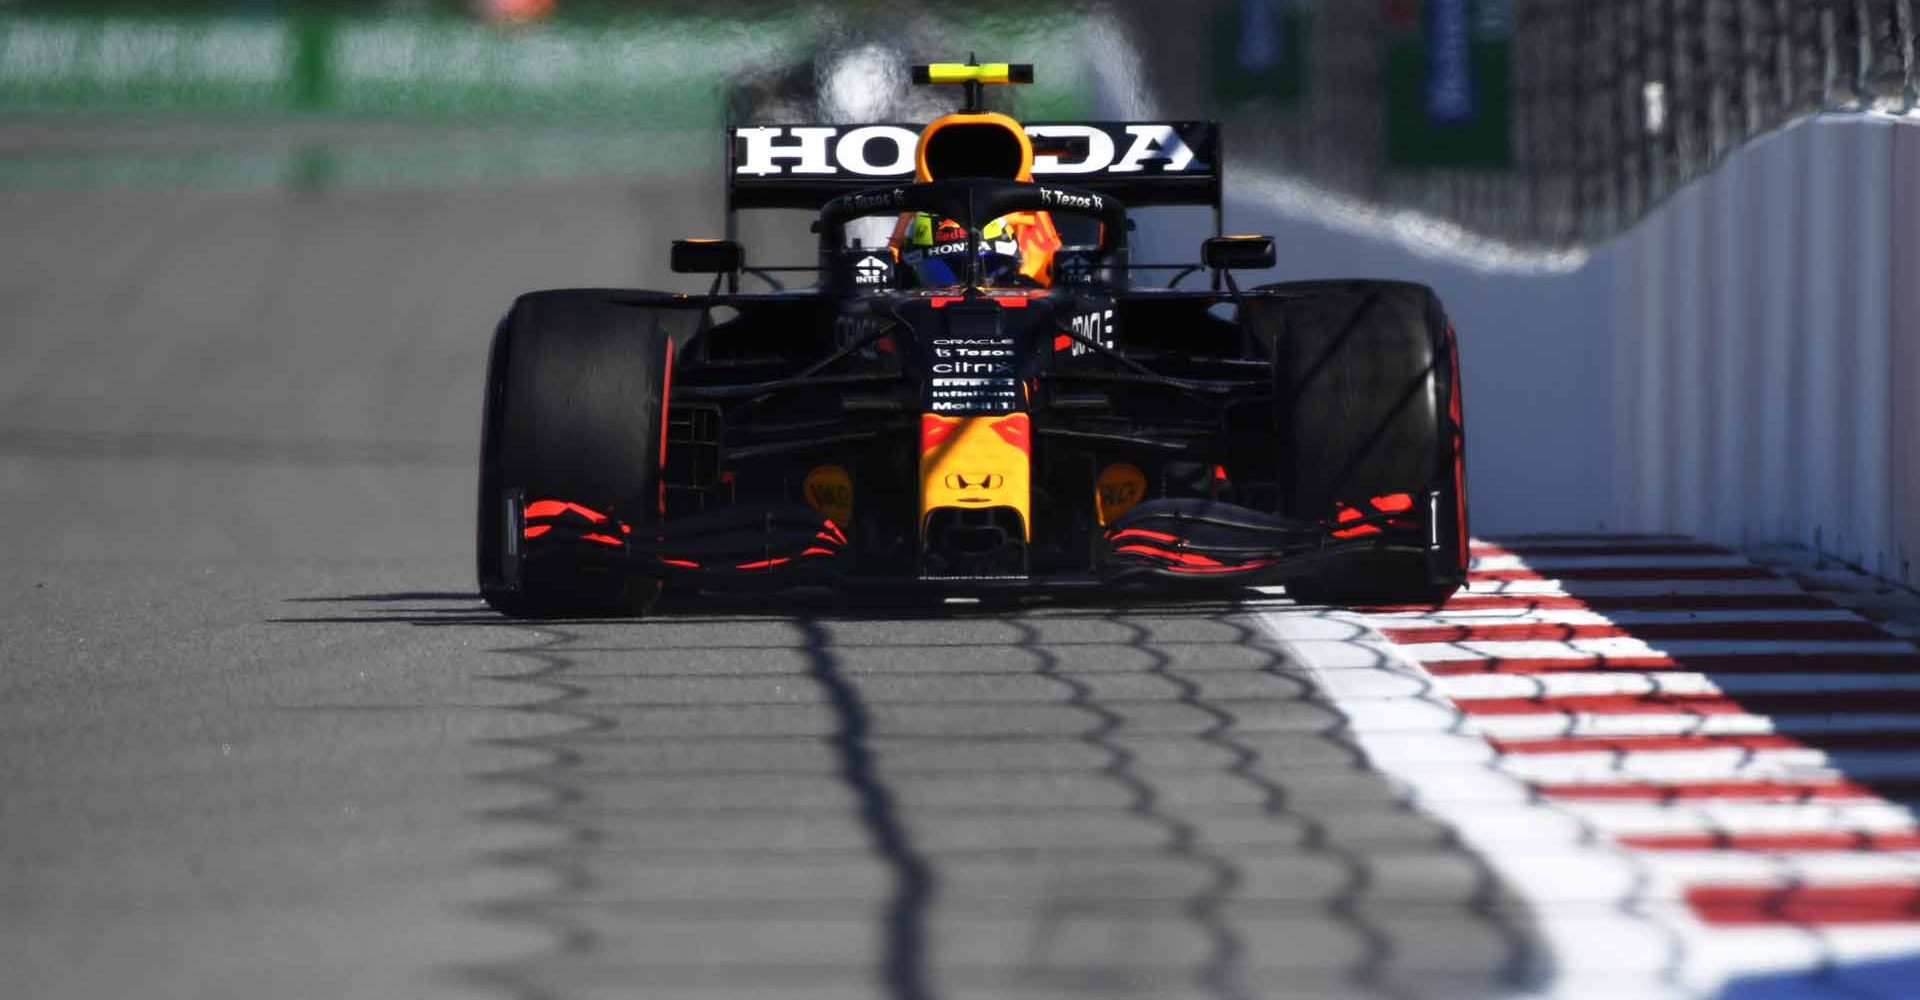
[477,113,1468,615]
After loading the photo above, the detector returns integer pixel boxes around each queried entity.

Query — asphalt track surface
[0,159,1551,999]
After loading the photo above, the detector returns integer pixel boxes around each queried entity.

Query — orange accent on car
[919,413,1032,542]
[658,338,674,515]
[920,413,961,452]
[659,340,673,470]
[822,520,848,545]
[915,110,1035,183]
[525,499,609,523]
[802,465,855,526]
[927,293,1033,308]
[1166,559,1273,575]
[1117,544,1274,575]
[1371,493,1415,513]
[1054,334,1074,352]
[1110,528,1179,545]
[1116,544,1224,568]
[1094,462,1148,524]
[582,533,623,546]
[522,525,552,539]
[659,558,700,568]
[800,547,837,558]
[735,557,791,570]
[988,413,1030,453]
[1002,211,1063,285]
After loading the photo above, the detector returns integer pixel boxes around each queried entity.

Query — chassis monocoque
[477,116,1467,617]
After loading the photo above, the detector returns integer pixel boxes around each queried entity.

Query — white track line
[1560,799,1920,838]
[1470,553,1757,572]
[1370,608,1861,625]
[1475,536,1700,549]
[1266,536,1920,998]
[1464,578,1805,596]
[1260,606,1691,999]
[1466,711,1920,741]
[1301,748,1920,788]
[1396,637,1920,662]
[1435,671,1920,700]
[1287,668,1920,703]
[1631,851,1920,882]
[1487,748,1920,786]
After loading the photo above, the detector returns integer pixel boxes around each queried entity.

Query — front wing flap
[502,494,1430,595]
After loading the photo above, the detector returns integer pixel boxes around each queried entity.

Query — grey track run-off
[0,129,1545,1000]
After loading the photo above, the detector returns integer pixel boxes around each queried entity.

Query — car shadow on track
[269,587,1289,627]
[268,582,1551,998]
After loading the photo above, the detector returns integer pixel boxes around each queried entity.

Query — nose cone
[920,413,1031,539]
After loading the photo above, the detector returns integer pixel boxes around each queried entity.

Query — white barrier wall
[1177,114,1916,583]
[1613,115,1919,586]
[1145,184,1622,537]
[1899,123,1920,588]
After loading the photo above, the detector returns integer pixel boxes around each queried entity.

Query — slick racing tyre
[477,291,675,617]
[1264,280,1468,606]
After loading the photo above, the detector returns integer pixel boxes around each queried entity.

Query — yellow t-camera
[911,63,1034,86]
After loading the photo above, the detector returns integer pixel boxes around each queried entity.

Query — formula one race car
[477,61,1467,616]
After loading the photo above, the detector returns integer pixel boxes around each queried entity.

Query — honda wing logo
[734,123,1212,178]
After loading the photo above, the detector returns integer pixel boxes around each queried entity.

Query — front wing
[498,493,1445,596]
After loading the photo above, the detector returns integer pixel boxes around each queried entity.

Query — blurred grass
[0,2,1100,192]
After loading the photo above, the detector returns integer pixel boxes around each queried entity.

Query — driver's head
[915,112,1033,182]
[900,112,1042,287]
[899,213,1024,287]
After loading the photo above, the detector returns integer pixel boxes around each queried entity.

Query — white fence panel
[1612,115,1915,584]
[1159,113,1913,584]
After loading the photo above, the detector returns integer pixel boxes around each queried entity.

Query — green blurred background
[2,1,1913,246]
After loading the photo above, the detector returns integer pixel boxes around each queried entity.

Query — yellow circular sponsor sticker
[1095,462,1147,524]
[803,465,855,525]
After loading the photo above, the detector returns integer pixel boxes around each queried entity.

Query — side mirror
[672,239,744,274]
[1202,235,1275,271]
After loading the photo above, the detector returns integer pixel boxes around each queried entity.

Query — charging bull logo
[919,412,1031,541]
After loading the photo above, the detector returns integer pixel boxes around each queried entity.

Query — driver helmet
[898,213,1024,287]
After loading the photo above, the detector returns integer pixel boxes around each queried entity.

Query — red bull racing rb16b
[477,62,1468,616]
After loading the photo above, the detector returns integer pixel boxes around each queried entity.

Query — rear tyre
[1264,280,1468,606]
[477,291,674,617]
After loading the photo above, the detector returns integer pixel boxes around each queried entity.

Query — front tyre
[477,291,675,617]
[1264,280,1468,606]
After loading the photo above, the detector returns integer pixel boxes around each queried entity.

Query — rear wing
[726,121,1221,225]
